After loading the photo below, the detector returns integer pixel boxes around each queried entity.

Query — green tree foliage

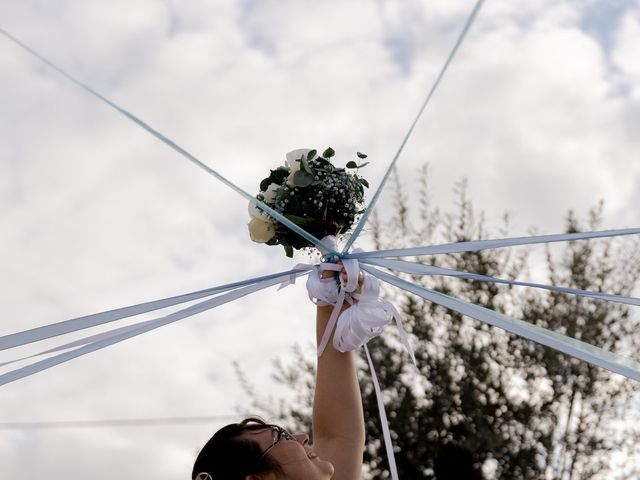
[236,166,640,479]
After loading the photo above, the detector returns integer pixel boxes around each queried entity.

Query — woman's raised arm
[311,270,365,480]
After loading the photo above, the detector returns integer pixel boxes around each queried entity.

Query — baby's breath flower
[250,147,368,257]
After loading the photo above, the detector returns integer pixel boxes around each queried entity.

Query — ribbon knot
[306,237,416,366]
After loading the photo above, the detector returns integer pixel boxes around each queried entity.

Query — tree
[520,205,640,479]
[236,166,640,479]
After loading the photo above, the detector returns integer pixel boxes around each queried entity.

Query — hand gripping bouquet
[246,147,414,360]
[247,148,370,257]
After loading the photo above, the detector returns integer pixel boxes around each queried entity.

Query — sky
[1,0,639,478]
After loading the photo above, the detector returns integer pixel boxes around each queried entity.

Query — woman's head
[192,417,334,480]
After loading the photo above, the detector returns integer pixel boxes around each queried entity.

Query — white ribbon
[306,237,416,364]
[364,344,399,480]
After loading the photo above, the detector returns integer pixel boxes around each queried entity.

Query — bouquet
[248,148,370,257]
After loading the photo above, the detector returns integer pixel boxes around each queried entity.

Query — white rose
[248,201,268,219]
[248,217,277,243]
[248,183,280,219]
[262,182,280,203]
[285,148,311,186]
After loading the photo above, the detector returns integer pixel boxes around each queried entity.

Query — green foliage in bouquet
[248,148,369,257]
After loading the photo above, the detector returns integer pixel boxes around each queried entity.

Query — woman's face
[245,427,334,479]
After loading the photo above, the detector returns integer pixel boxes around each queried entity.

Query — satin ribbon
[342,0,486,254]
[345,228,640,259]
[361,258,640,307]
[0,269,310,386]
[307,264,417,366]
[364,344,399,480]
[306,237,415,361]
[0,27,338,259]
[0,268,310,352]
[363,265,640,382]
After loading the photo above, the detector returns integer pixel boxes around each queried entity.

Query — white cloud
[613,8,640,87]
[0,1,639,478]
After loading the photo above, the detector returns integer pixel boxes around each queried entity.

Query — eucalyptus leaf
[357,152,367,159]
[323,147,335,158]
[360,178,370,188]
[357,162,370,169]
[272,168,289,182]
[301,156,312,173]
[293,170,314,187]
[260,178,271,191]
[307,149,317,161]
[346,161,358,169]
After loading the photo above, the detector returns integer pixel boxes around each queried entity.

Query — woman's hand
[319,260,364,296]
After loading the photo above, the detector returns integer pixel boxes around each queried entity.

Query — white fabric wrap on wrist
[306,236,416,365]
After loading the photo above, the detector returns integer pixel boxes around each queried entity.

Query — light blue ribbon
[0,269,309,386]
[0,318,162,368]
[362,265,640,382]
[342,0,486,254]
[345,228,640,259]
[361,258,640,307]
[0,268,308,351]
[0,27,338,258]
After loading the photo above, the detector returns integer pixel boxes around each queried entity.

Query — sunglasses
[258,425,297,463]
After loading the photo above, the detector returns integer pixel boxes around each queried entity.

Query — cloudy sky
[1,0,639,478]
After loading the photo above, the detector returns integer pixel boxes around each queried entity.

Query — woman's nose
[294,433,309,446]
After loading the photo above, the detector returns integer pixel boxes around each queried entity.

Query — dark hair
[192,417,285,480]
